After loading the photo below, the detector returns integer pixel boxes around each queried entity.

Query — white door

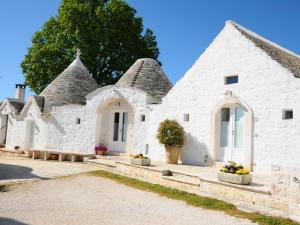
[219,106,245,163]
[24,120,34,150]
[0,114,8,144]
[111,111,128,152]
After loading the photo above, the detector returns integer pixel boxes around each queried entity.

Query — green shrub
[157,119,184,147]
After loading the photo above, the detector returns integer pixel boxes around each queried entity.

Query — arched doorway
[96,99,134,154]
[210,95,254,170]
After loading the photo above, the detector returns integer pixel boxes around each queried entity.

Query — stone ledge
[27,149,94,156]
[200,177,271,195]
[87,159,116,168]
[163,176,200,187]
[115,161,163,173]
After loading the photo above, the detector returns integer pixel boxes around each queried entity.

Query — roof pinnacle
[76,48,81,58]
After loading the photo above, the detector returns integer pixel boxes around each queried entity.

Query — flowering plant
[94,145,107,155]
[219,161,249,175]
[130,154,149,159]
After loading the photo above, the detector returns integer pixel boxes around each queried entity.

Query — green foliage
[89,170,300,225]
[0,184,14,192]
[157,119,184,147]
[21,0,160,94]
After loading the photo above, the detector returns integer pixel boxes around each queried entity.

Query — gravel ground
[0,157,98,184]
[0,175,257,225]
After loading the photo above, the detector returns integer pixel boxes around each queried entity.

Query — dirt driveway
[0,157,97,184]
[0,157,256,225]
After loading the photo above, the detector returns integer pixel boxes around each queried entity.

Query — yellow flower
[235,168,249,175]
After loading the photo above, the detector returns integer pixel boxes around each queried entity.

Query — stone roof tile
[116,58,172,102]
[40,53,99,111]
[229,21,300,78]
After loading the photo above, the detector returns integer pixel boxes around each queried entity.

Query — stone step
[105,151,128,157]
[162,175,200,187]
[87,158,117,168]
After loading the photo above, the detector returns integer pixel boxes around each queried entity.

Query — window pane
[225,76,238,84]
[283,110,293,120]
[113,112,119,141]
[234,107,245,148]
[220,108,230,147]
[122,112,128,142]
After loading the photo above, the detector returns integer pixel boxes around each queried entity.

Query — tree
[21,0,160,94]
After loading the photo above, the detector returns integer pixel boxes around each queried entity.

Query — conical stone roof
[40,51,99,111]
[116,58,172,102]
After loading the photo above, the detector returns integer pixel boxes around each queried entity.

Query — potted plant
[218,161,252,185]
[130,154,151,166]
[94,145,107,155]
[157,119,184,164]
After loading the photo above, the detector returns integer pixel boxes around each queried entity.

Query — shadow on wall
[180,133,212,166]
[44,117,65,135]
[0,218,29,225]
[0,163,46,181]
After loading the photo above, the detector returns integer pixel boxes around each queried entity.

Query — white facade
[1,21,299,172]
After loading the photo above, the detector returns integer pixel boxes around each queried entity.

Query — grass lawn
[89,170,299,225]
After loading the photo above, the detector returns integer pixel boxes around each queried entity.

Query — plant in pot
[94,145,107,155]
[130,154,151,166]
[157,119,184,164]
[218,161,252,185]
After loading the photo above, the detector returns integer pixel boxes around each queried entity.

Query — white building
[1,21,299,172]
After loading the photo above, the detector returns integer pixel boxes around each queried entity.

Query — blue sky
[0,0,299,100]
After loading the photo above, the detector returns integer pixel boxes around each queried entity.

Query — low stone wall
[88,160,300,222]
[199,178,288,216]
[271,167,300,221]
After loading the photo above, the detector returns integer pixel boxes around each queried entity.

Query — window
[140,114,145,122]
[282,110,293,120]
[183,114,189,122]
[220,108,230,148]
[76,118,81,124]
[113,112,120,141]
[225,75,238,84]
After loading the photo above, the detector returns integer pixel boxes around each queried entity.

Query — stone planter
[165,146,181,164]
[217,171,252,185]
[130,158,151,166]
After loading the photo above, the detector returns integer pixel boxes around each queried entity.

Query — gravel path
[0,157,98,184]
[0,175,256,225]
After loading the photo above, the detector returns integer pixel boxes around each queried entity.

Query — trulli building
[1,20,299,172]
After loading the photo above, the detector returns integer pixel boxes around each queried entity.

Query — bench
[26,150,94,163]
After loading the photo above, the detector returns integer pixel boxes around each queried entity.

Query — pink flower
[94,145,107,152]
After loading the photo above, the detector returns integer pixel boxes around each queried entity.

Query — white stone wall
[146,22,300,171]
[85,86,151,154]
[44,104,87,152]
[4,103,47,150]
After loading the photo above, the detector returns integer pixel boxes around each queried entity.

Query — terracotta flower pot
[97,150,105,155]
[165,146,180,164]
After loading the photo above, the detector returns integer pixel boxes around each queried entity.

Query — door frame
[210,96,254,170]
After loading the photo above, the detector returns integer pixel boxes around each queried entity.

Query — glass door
[111,111,128,152]
[219,106,245,163]
[232,107,245,162]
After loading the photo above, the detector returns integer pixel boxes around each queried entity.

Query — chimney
[15,84,26,102]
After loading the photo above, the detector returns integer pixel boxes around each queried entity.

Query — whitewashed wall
[146,22,300,171]
[85,86,152,154]
[44,104,86,152]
